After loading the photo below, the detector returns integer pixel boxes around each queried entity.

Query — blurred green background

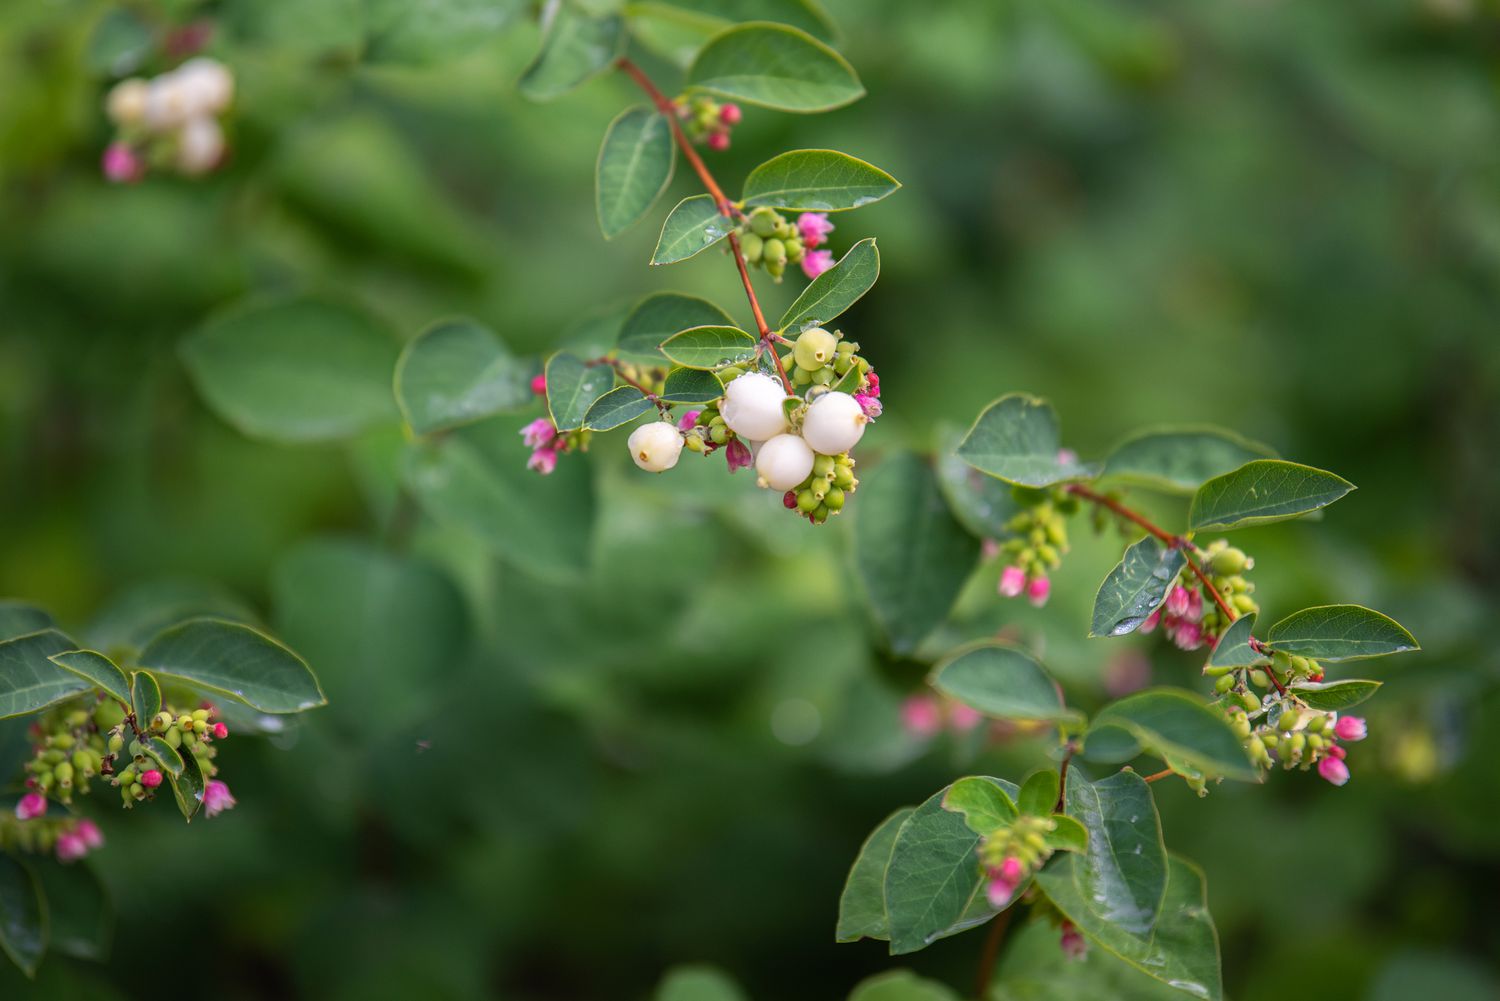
[2,0,1499,998]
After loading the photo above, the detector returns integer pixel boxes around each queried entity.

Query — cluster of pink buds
[1224,684,1369,786]
[737,207,840,282]
[1142,583,1206,650]
[102,57,234,183]
[977,814,1058,908]
[1059,919,1087,960]
[675,95,741,151]
[795,212,836,280]
[899,693,983,739]
[4,798,105,861]
[852,370,881,419]
[54,818,104,862]
[987,485,1074,608]
[997,564,1051,608]
[520,375,592,475]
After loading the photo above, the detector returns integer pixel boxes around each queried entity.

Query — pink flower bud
[853,392,882,419]
[15,792,45,821]
[1185,588,1204,621]
[1165,586,1192,618]
[1027,576,1051,608]
[203,779,236,818]
[141,769,163,789]
[1056,448,1078,466]
[706,131,730,152]
[56,832,87,862]
[1059,920,1088,960]
[1139,609,1161,634]
[520,417,556,450]
[725,437,753,473]
[948,703,983,732]
[1317,755,1350,786]
[526,446,558,475]
[101,142,143,184]
[677,410,702,431]
[981,538,1001,560]
[212,722,229,740]
[719,103,742,126]
[986,875,1018,908]
[998,856,1024,883]
[796,211,835,248]
[800,249,835,280]
[864,372,880,398]
[76,819,104,849]
[999,566,1026,598]
[900,695,943,738]
[1333,716,1367,742]
[1170,620,1204,651]
[530,373,547,396]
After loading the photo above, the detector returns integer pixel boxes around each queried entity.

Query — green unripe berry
[741,232,764,262]
[797,489,819,513]
[1214,673,1236,694]
[193,719,208,734]
[1239,692,1260,712]
[749,210,778,238]
[824,487,846,510]
[154,712,173,731]
[108,733,124,754]
[684,433,705,453]
[1277,711,1300,732]
[165,726,183,748]
[785,238,804,263]
[763,238,787,265]
[1210,547,1249,575]
[834,466,855,489]
[810,366,833,385]
[765,259,785,280]
[49,733,75,749]
[792,366,812,386]
[192,709,210,722]
[1250,669,1269,689]
[72,750,93,775]
[55,761,74,786]
[812,454,835,477]
[809,478,829,501]
[794,327,838,370]
[709,425,728,445]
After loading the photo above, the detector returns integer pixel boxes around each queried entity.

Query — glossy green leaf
[1264,604,1418,661]
[0,853,45,978]
[0,603,56,644]
[1035,854,1222,1001]
[1017,771,1060,817]
[956,394,1097,488]
[1206,613,1262,668]
[1288,678,1382,711]
[742,151,899,212]
[46,650,129,706]
[651,195,736,265]
[597,106,676,239]
[1090,536,1187,638]
[836,807,914,943]
[929,643,1080,725]
[659,368,724,404]
[659,325,758,370]
[545,352,616,431]
[847,969,961,1001]
[778,237,879,331]
[517,5,625,101]
[582,386,655,430]
[33,861,109,961]
[617,293,735,364]
[654,964,749,1001]
[1078,724,1143,765]
[130,670,161,724]
[1062,770,1167,935]
[143,736,184,778]
[364,0,526,64]
[168,741,205,821]
[394,318,536,435]
[1100,427,1277,494]
[1092,689,1257,781]
[686,22,863,112]
[853,452,980,656]
[941,776,1019,836]
[180,297,400,444]
[991,913,1194,1001]
[1188,460,1355,531]
[83,581,257,656]
[0,631,87,719]
[1046,815,1089,853]
[138,618,325,714]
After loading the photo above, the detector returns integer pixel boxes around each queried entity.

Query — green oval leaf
[654,964,749,1001]
[837,806,914,943]
[47,650,129,706]
[0,630,87,719]
[956,394,1098,488]
[651,195,736,265]
[659,325,759,369]
[582,386,655,430]
[742,150,899,212]
[929,643,1081,725]
[364,0,526,65]
[0,603,56,643]
[942,775,1020,836]
[394,318,536,435]
[597,106,677,239]
[933,426,1024,540]
[34,859,111,961]
[1264,604,1418,661]
[180,297,400,444]
[1188,459,1355,532]
[545,351,616,431]
[1288,678,1382,711]
[853,452,981,656]
[1062,770,1167,935]
[130,670,161,723]
[143,735,184,778]
[1016,770,1060,818]
[138,618,325,714]
[778,237,879,331]
[1089,536,1187,638]
[1206,613,1262,669]
[1091,689,1256,781]
[168,741,205,821]
[848,970,961,1001]
[0,853,45,978]
[685,22,863,112]
[659,367,724,404]
[617,293,735,365]
[1100,426,1277,494]
[518,5,625,101]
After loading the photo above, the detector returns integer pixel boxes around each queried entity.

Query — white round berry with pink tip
[755,433,814,491]
[800,391,868,456]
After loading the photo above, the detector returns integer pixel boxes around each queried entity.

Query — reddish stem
[1141,768,1175,784]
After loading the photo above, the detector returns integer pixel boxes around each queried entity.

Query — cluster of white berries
[103,58,234,181]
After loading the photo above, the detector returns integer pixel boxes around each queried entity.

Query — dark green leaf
[46,651,129,707]
[33,861,109,961]
[1100,426,1277,494]
[1017,771,1060,817]
[659,368,724,404]
[517,5,625,101]
[168,741,205,821]
[142,736,184,778]
[0,604,56,644]
[0,853,45,978]
[1092,689,1257,781]
[1035,855,1223,1001]
[0,631,86,720]
[83,581,257,657]
[847,969,962,1001]
[1188,460,1355,531]
[686,22,863,112]
[956,394,1097,488]
[651,195,736,265]
[582,386,655,430]
[138,619,325,714]
[1206,614,1262,669]
[1062,770,1167,935]
[941,776,1019,836]
[1288,679,1382,711]
[837,807,914,943]
[1089,536,1187,638]
[742,151,899,212]
[365,0,526,64]
[86,8,153,75]
[991,912,1196,1001]
[180,297,400,444]
[654,964,749,1001]
[853,452,980,656]
[545,352,616,431]
[778,237,879,331]
[394,318,536,435]
[617,293,735,364]
[1264,604,1419,661]
[597,106,676,239]
[929,643,1080,725]
[130,670,161,724]
[659,325,758,370]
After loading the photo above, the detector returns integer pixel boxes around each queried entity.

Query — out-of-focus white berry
[176,58,234,117]
[756,433,815,491]
[627,422,684,473]
[107,78,150,126]
[143,73,193,132]
[801,391,868,455]
[720,372,789,441]
[176,116,225,175]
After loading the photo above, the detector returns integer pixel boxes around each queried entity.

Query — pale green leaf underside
[778,237,879,331]
[1089,536,1186,638]
[652,195,735,265]
[1092,690,1257,781]
[596,105,676,239]
[957,394,1098,488]
[395,318,535,435]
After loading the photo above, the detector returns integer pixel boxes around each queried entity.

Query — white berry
[143,74,192,132]
[756,434,815,491]
[176,58,235,117]
[106,79,149,126]
[720,372,789,442]
[627,421,683,473]
[176,116,225,175]
[800,391,868,456]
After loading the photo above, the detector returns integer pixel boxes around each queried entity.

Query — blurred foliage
[1,0,1498,998]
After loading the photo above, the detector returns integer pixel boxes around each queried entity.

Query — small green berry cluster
[21,699,117,804]
[673,95,741,151]
[978,814,1058,875]
[1192,541,1259,633]
[784,451,859,524]
[778,326,873,392]
[992,488,1076,604]
[108,705,227,809]
[738,208,809,282]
